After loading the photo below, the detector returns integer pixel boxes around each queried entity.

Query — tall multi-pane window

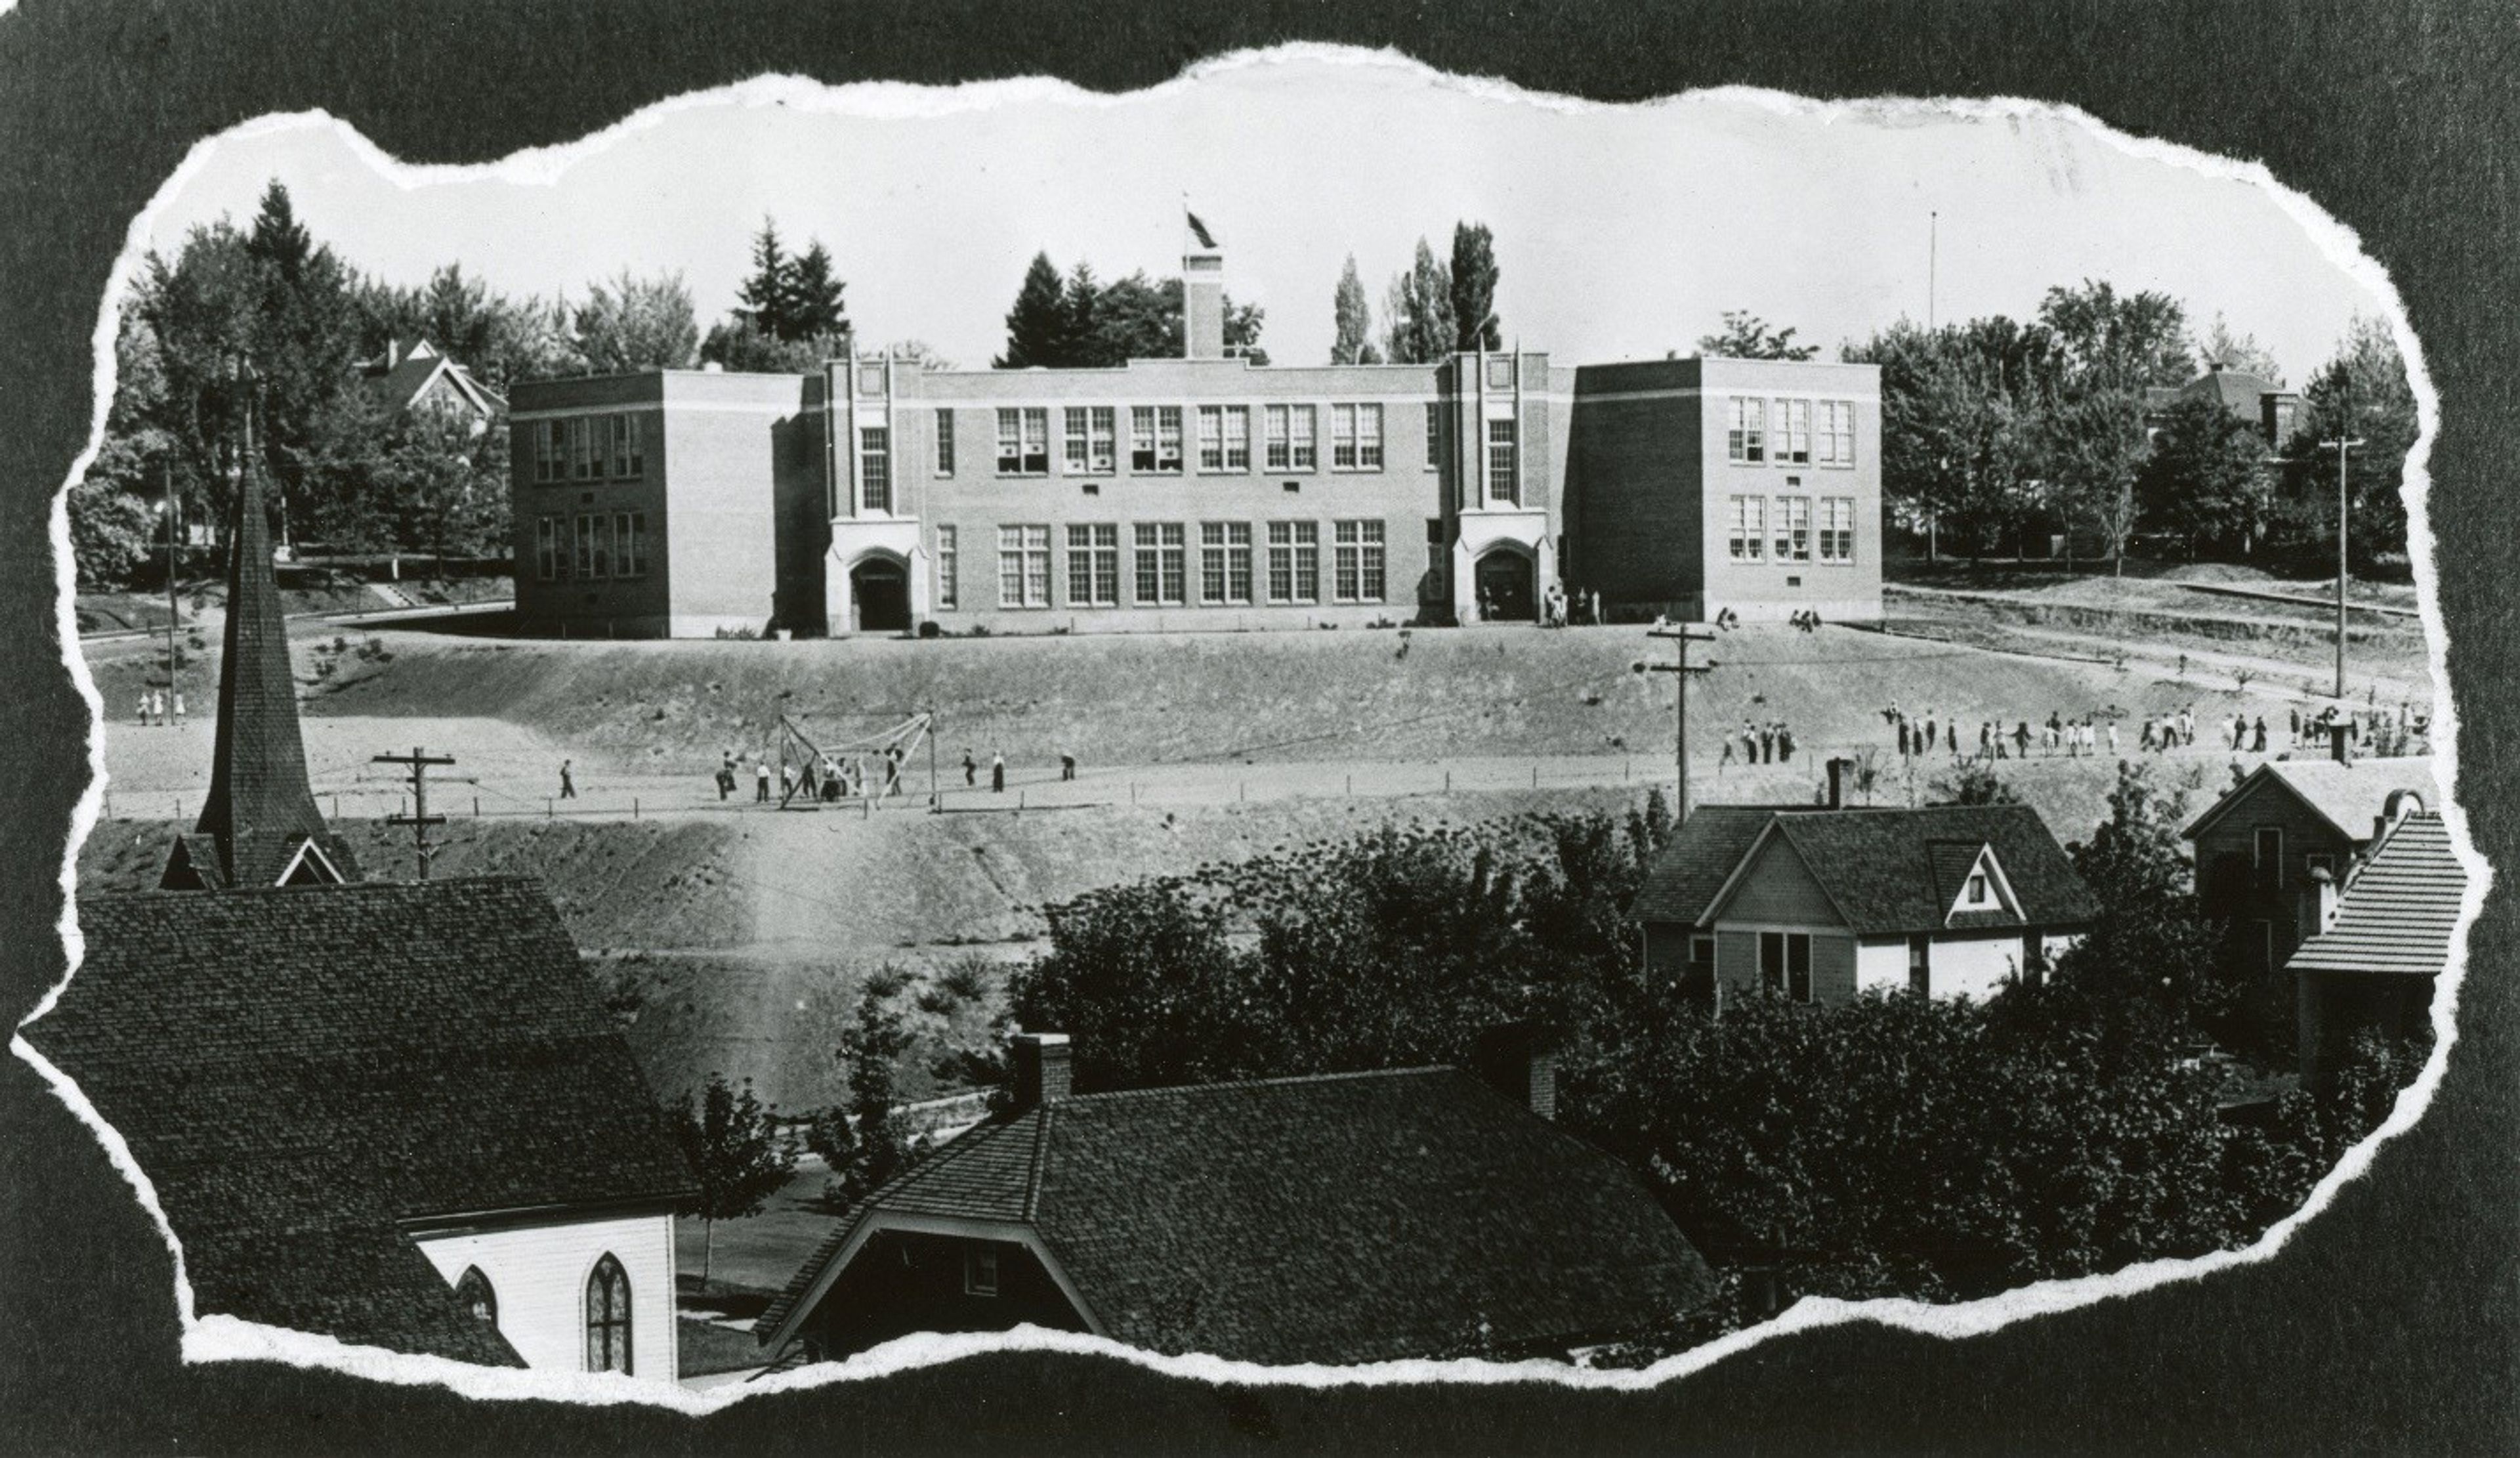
[1131,408,1158,471]
[1334,520,1386,603]
[1728,496,1766,561]
[1225,521,1253,603]
[1266,522,1295,603]
[1425,403,1442,468]
[615,512,648,577]
[1356,404,1383,469]
[1196,406,1225,471]
[1292,521,1320,599]
[1779,495,1811,561]
[1265,405,1292,469]
[534,421,558,483]
[1155,406,1183,473]
[1223,406,1250,469]
[1067,524,1118,606]
[999,525,1053,607]
[996,408,1049,474]
[1066,408,1094,474]
[1133,523,1186,605]
[936,525,958,609]
[859,426,891,511]
[1290,404,1317,469]
[585,1254,631,1375]
[607,416,630,477]
[1331,404,1358,469]
[1727,398,1767,463]
[536,517,561,581]
[570,418,597,479]
[1486,418,1518,502]
[1200,522,1229,604]
[572,513,602,578]
[1818,401,1856,466]
[1062,408,1117,474]
[1777,399,1813,466]
[934,410,957,475]
[1820,497,1857,563]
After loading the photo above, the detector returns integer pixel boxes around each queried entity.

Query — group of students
[1886,703,2123,762]
[1720,719,1799,767]
[715,747,908,804]
[131,688,186,727]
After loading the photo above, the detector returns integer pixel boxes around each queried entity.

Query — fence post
[634,797,640,820]
[546,798,553,819]
[1347,774,1353,797]
[1444,770,1451,794]
[1532,763,1539,789]
[474,796,480,818]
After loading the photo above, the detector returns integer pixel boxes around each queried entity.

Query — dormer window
[1966,872,1988,905]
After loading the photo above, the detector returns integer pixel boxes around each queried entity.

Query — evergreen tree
[1059,261,1102,369]
[785,242,849,341]
[1449,222,1502,352]
[998,252,1068,368]
[737,219,791,338]
[2280,314,2416,568]
[1332,254,1372,364]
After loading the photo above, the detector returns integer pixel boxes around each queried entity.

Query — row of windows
[534,512,651,581]
[941,519,1391,610]
[1725,494,1858,565]
[982,404,1401,478]
[1725,397,1858,468]
[450,1253,636,1376]
[531,414,645,483]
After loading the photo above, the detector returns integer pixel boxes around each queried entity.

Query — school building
[508,226,1883,637]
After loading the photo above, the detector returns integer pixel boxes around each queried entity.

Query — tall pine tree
[785,242,849,341]
[738,220,791,337]
[998,252,1070,368]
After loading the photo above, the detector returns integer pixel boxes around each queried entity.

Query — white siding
[414,1212,679,1382]
[1920,934,2023,1003]
[1855,937,1909,995]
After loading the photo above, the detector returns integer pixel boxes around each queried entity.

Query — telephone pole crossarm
[1645,626,1720,825]
[373,746,457,879]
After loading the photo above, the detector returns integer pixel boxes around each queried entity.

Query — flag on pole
[1186,209,1217,249]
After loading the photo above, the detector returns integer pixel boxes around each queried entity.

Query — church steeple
[161,439,356,891]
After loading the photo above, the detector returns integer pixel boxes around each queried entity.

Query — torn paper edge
[20,41,2472,1415]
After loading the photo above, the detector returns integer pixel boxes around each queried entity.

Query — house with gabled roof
[2183,752,2436,980]
[753,1033,1712,1368]
[364,339,504,431]
[2286,811,2464,1088]
[1633,767,2098,1010]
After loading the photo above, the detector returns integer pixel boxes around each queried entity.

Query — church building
[31,463,692,1381]
[509,219,1883,637]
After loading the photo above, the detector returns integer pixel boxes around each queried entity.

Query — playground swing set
[768,711,937,810]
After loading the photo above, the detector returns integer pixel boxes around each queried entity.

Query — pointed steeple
[163,446,356,890]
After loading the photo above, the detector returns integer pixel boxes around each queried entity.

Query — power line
[373,746,455,879]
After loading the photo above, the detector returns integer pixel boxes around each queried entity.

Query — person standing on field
[558,760,577,800]
[991,753,1006,793]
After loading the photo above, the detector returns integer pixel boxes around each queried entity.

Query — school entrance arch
[850,558,910,633]
[1473,547,1536,622]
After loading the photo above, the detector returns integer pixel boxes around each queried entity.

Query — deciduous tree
[671,1074,797,1287]
[1697,311,1818,361]
[1449,223,1502,352]
[574,270,700,374]
[1332,253,1373,364]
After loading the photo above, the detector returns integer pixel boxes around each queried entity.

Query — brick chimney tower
[161,431,357,891]
[1183,209,1226,361]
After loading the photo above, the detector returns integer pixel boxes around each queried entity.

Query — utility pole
[2320,426,2364,702]
[1645,623,1719,824]
[161,460,180,702]
[375,746,455,879]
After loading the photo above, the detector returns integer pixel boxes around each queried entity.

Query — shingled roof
[2288,813,2467,977]
[172,456,358,890]
[2185,757,2437,846]
[1631,804,1818,927]
[1744,805,2099,935]
[758,1067,1712,1366]
[27,878,693,1365]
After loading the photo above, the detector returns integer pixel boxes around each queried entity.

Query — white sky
[136,53,2387,384]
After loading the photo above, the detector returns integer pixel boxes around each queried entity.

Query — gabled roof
[177,458,358,890]
[1631,804,1820,928]
[366,341,503,418]
[2184,757,2437,846]
[1929,842,2022,929]
[27,878,694,1365]
[759,1067,1711,1366]
[2288,814,2466,977]
[2180,366,2284,413]
[1706,805,2097,937]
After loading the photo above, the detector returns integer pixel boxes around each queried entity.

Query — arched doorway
[1472,547,1536,622]
[850,558,910,633]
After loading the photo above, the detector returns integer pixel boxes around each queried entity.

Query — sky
[131,51,2392,385]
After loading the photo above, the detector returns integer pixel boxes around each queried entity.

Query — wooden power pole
[375,746,455,879]
[1645,624,1719,824]
[2320,429,2365,702]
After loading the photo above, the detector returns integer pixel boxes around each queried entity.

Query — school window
[1334,519,1385,603]
[1425,402,1442,468]
[584,1253,631,1375]
[1356,404,1383,469]
[1266,522,1293,603]
[1779,495,1811,562]
[1820,497,1857,563]
[1059,406,1112,473]
[1197,406,1225,471]
[1200,522,1229,605]
[1065,408,1093,473]
[859,426,891,512]
[1150,406,1184,472]
[535,517,562,582]
[1759,931,1813,1002]
[1223,406,1250,470]
[1225,521,1253,603]
[1285,521,1320,601]
[606,416,629,477]
[1818,400,1855,467]
[1486,418,1517,502]
[934,410,957,475]
[614,512,648,578]
[1288,404,1318,470]
[936,525,958,610]
[572,513,598,579]
[999,525,1052,607]
[1067,523,1118,607]
[570,417,597,480]
[996,408,1049,475]
[533,420,558,483]
[1776,398,1813,466]
[1727,397,1767,463]
[1728,496,1766,561]
[1133,523,1186,605]
[1264,406,1292,469]
[965,1248,1000,1298]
